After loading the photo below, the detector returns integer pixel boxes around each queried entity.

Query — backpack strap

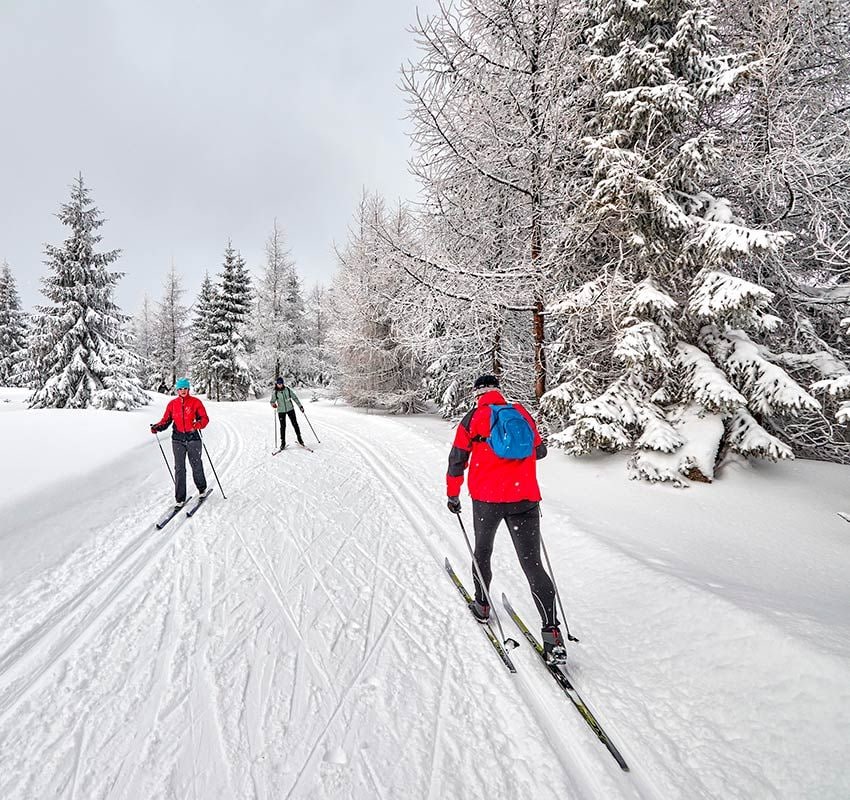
[470,403,509,443]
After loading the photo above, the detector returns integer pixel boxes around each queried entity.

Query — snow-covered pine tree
[0,260,29,387]
[28,175,147,411]
[542,0,829,482]
[132,293,158,390]
[253,220,309,384]
[330,194,424,412]
[189,272,218,396]
[209,242,254,401]
[153,264,190,390]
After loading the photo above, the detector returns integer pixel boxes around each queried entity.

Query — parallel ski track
[1,406,658,799]
[244,436,447,796]
[317,417,659,800]
[0,415,245,728]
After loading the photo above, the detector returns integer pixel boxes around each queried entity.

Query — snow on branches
[0,261,28,387]
[208,243,255,401]
[27,175,147,411]
[540,0,844,483]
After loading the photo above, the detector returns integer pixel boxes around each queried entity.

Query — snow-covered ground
[1,387,848,799]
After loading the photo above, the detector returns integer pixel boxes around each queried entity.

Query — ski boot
[541,625,568,665]
[469,599,490,624]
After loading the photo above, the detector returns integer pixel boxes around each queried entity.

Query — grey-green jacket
[270,386,302,414]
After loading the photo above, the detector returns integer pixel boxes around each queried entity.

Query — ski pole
[539,527,578,642]
[454,512,519,650]
[154,431,175,486]
[198,429,227,499]
[299,406,321,443]
[273,409,278,452]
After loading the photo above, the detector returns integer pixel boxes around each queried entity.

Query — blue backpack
[486,404,535,460]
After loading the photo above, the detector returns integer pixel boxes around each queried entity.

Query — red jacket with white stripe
[446,390,547,503]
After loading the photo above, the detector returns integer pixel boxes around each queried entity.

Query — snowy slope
[0,390,848,799]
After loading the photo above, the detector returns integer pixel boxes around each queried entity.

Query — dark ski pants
[278,410,303,446]
[172,438,206,503]
[471,499,558,628]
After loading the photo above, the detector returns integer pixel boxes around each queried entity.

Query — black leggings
[471,499,558,627]
[278,410,302,445]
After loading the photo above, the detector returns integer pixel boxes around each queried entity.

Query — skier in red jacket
[447,374,566,664]
[150,377,209,507]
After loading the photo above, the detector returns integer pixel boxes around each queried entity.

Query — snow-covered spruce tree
[330,194,424,412]
[253,220,309,384]
[132,293,158,390]
[0,260,29,386]
[209,243,254,401]
[28,175,147,410]
[397,0,584,405]
[189,272,218,396]
[152,265,190,391]
[542,0,829,482]
[709,0,850,460]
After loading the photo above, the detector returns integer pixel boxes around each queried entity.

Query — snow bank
[0,388,168,586]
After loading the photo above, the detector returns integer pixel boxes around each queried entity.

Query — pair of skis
[154,488,214,530]
[272,443,314,455]
[445,557,629,772]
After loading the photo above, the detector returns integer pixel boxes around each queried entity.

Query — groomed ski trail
[4,399,846,799]
[0,401,627,800]
[317,416,652,800]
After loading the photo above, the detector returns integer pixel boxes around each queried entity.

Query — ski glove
[447,496,461,515]
[150,423,164,434]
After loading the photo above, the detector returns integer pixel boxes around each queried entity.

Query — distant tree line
[0,175,333,409]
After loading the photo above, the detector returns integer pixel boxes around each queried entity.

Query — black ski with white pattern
[502,593,629,771]
[445,558,516,673]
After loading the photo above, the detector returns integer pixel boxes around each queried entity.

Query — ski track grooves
[1,406,662,799]
[319,417,657,799]
[0,414,244,756]
[283,607,402,800]
[0,521,180,726]
[227,519,339,699]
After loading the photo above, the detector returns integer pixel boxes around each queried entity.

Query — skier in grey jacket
[270,377,304,448]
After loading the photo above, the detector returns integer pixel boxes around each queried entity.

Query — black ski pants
[172,438,206,503]
[278,410,303,446]
[471,499,558,628]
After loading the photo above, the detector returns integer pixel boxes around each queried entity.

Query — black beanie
[473,374,499,391]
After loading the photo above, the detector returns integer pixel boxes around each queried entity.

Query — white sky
[0,0,437,310]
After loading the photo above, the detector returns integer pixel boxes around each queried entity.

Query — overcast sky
[0,0,436,311]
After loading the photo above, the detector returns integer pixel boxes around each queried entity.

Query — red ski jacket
[153,394,209,438]
[446,390,547,503]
